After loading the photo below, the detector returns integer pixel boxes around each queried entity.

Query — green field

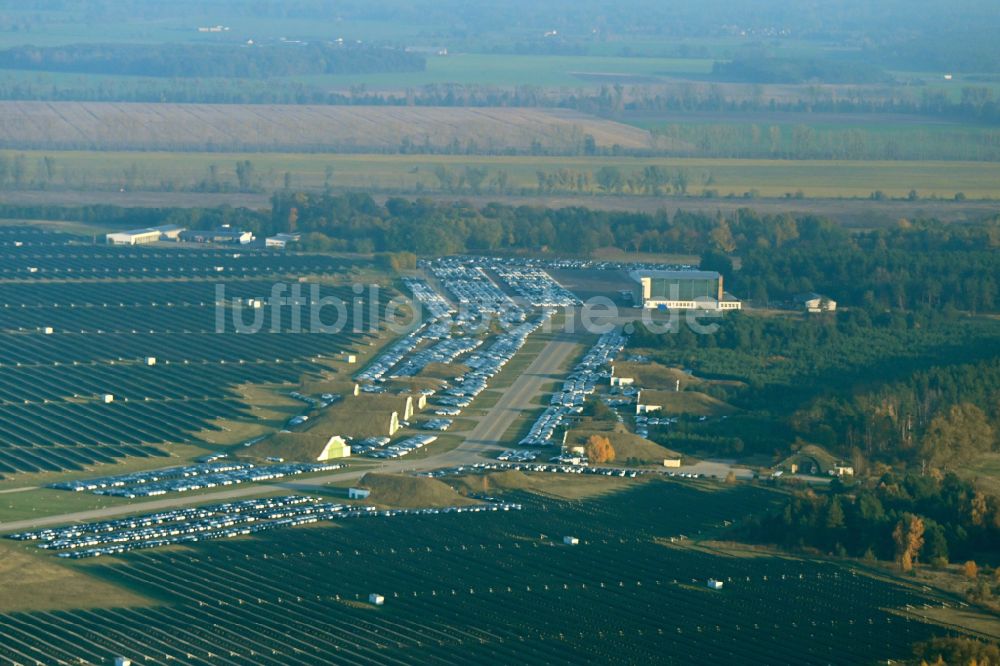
[8,149,1000,199]
[624,113,1000,162]
[295,53,714,89]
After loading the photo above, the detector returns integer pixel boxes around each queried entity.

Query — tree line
[0,74,998,128]
[741,472,1000,585]
[1,193,994,317]
[0,42,425,79]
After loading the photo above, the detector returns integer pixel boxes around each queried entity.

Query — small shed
[563,536,580,546]
[348,487,371,500]
[101,394,115,404]
[368,593,385,606]
[707,579,724,590]
[663,458,682,468]
[42,326,54,335]
[144,357,157,366]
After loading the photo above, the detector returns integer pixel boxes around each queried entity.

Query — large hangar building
[630,269,742,311]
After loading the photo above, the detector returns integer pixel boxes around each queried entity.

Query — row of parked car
[479,256,695,273]
[366,434,438,459]
[519,329,628,446]
[420,462,646,479]
[496,450,539,462]
[427,260,517,314]
[49,462,341,497]
[422,418,453,431]
[434,317,548,412]
[392,335,481,378]
[9,495,524,559]
[356,278,455,383]
[634,414,679,439]
[348,436,392,456]
[490,265,581,307]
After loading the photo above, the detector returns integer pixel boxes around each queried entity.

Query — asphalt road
[459,331,581,456]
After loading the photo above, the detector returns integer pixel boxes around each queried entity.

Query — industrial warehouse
[630,269,742,311]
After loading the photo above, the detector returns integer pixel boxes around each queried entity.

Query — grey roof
[114,224,185,236]
[630,269,721,281]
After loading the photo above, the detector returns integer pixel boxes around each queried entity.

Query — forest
[741,472,1000,573]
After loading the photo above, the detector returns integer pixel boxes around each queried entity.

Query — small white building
[795,292,837,313]
[180,229,254,245]
[830,463,855,477]
[115,658,132,666]
[610,376,634,387]
[563,536,580,545]
[663,458,682,468]
[348,487,371,500]
[144,357,157,366]
[42,326,54,335]
[368,593,385,605]
[343,353,358,364]
[101,394,115,404]
[707,579,724,590]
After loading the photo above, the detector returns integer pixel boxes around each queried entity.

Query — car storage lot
[9,493,523,558]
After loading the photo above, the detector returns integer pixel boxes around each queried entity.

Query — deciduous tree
[585,435,616,464]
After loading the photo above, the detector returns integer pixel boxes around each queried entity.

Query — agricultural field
[624,111,1000,162]
[6,148,1000,201]
[0,102,652,153]
[0,479,966,664]
[291,53,715,90]
[0,226,388,479]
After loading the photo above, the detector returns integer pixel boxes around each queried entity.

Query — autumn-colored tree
[585,435,615,464]
[893,513,925,573]
[920,403,995,469]
[969,491,989,527]
[963,560,979,580]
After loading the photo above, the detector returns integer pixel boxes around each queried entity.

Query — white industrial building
[106,225,185,245]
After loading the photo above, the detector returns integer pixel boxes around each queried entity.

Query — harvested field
[0,102,653,153]
[0,541,152,612]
